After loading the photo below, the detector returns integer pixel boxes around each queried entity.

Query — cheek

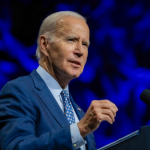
[49,45,64,60]
[61,45,75,60]
[83,51,88,63]
[53,49,70,66]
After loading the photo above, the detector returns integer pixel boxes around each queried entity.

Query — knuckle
[105,115,111,121]
[107,109,112,114]
[91,100,97,108]
[105,99,109,101]
[98,115,103,121]
[93,108,99,114]
[105,100,110,103]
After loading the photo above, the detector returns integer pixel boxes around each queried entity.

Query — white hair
[36,11,86,60]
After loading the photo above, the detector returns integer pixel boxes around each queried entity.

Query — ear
[39,35,49,57]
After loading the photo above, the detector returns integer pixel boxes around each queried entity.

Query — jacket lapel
[30,70,69,127]
[69,94,84,120]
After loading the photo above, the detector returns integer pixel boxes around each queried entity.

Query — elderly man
[0,11,118,150]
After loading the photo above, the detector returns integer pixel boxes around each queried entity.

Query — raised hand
[78,100,118,137]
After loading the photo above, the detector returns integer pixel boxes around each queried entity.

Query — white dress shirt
[36,66,86,150]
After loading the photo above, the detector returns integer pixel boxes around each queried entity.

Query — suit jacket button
[73,144,76,147]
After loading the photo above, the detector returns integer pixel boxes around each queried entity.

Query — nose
[74,42,83,57]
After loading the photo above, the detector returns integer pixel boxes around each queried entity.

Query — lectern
[98,126,150,150]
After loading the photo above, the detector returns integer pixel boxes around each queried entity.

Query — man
[0,11,118,150]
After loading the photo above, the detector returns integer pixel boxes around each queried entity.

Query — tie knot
[61,90,69,99]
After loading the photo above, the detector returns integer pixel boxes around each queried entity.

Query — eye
[68,38,74,42]
[82,43,88,48]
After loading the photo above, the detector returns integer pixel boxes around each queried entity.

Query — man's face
[47,16,90,79]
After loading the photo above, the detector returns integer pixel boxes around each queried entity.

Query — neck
[39,59,71,89]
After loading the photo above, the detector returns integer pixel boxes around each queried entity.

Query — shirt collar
[36,65,69,97]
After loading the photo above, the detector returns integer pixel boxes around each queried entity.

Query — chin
[65,68,83,79]
[69,71,82,79]
[72,74,80,79]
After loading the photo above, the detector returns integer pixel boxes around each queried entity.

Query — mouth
[69,61,81,66]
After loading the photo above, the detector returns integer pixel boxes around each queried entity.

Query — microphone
[140,89,150,106]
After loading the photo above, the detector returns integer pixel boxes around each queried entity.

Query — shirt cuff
[70,123,86,149]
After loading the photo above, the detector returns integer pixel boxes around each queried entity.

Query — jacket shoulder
[2,74,32,90]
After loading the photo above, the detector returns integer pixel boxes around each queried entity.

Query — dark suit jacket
[0,70,96,150]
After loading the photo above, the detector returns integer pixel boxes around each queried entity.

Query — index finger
[98,99,118,112]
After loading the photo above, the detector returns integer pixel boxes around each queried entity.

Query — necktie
[60,90,75,124]
[61,90,82,150]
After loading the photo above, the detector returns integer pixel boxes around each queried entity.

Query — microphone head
[140,89,150,106]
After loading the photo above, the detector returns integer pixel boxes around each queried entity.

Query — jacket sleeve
[0,82,74,150]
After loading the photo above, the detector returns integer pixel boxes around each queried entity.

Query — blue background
[0,0,150,148]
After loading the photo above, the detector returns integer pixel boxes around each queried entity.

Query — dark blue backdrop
[0,0,150,148]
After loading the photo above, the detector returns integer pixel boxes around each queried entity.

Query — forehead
[55,16,90,39]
